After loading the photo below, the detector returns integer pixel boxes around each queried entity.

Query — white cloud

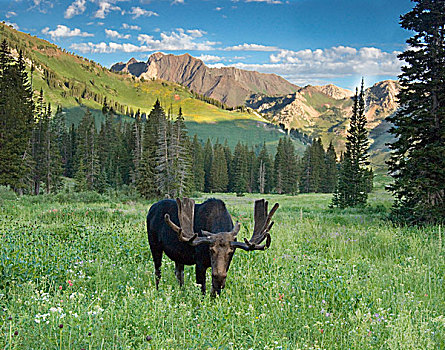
[172,0,185,4]
[126,7,158,19]
[70,28,218,53]
[137,28,217,50]
[94,1,121,18]
[5,11,17,18]
[42,25,94,39]
[225,46,402,85]
[122,23,141,31]
[65,0,86,18]
[186,29,206,38]
[225,43,279,51]
[29,0,53,13]
[197,54,223,63]
[246,0,283,3]
[5,22,19,30]
[105,29,130,39]
[215,7,223,11]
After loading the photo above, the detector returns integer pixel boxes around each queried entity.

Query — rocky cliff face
[246,80,400,152]
[111,52,299,107]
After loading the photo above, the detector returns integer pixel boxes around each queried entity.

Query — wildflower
[322,300,326,304]
[14,331,18,336]
[88,332,92,336]
[146,336,152,341]
[68,280,73,287]
[278,293,284,301]
[59,286,62,290]
[59,324,63,329]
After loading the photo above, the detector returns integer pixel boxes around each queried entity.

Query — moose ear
[201,230,213,237]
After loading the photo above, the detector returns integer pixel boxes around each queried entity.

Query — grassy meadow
[0,184,444,349]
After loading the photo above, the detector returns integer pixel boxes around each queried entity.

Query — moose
[146,197,279,296]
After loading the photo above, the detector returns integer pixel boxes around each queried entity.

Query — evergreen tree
[0,43,34,193]
[203,138,213,192]
[43,104,63,193]
[282,138,299,194]
[232,142,248,195]
[210,143,229,192]
[137,100,162,198]
[274,138,286,194]
[75,109,100,191]
[387,0,445,224]
[155,104,173,197]
[191,135,205,192]
[169,108,192,197]
[257,142,273,194]
[223,140,233,191]
[332,80,371,207]
[322,141,338,193]
[30,89,46,195]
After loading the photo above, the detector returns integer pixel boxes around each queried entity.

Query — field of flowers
[0,187,444,349]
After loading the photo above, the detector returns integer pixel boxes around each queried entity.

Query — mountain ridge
[111,53,299,107]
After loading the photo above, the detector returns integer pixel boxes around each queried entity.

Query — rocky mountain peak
[112,52,298,107]
[314,84,354,100]
[127,57,138,65]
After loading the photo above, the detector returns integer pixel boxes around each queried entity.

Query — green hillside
[0,22,304,152]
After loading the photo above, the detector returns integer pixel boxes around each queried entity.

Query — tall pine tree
[387,0,445,224]
[332,80,371,207]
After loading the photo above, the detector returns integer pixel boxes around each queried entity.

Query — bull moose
[146,197,279,296]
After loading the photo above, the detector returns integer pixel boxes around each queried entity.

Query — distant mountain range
[111,53,299,107]
[113,53,399,165]
[1,21,399,167]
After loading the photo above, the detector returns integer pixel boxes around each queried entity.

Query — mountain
[0,22,303,153]
[246,80,399,167]
[1,22,399,167]
[111,53,299,107]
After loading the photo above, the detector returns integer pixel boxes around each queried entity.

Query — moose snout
[212,273,227,288]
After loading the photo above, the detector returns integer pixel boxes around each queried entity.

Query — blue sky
[2,0,413,90]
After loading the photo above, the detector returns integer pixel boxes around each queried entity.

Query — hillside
[111,53,299,107]
[246,80,399,167]
[0,22,303,152]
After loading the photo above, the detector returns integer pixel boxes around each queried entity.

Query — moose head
[164,198,279,295]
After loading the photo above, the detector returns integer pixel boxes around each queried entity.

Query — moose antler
[231,199,279,251]
[164,198,214,246]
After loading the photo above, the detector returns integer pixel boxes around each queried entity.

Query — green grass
[0,185,443,349]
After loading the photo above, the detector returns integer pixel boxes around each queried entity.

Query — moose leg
[175,262,184,287]
[150,247,163,289]
[195,265,207,295]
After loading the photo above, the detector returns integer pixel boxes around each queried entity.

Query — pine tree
[43,104,63,193]
[203,138,213,192]
[210,143,228,192]
[332,80,371,207]
[191,135,205,192]
[283,138,299,194]
[155,104,173,197]
[0,43,34,193]
[387,0,445,224]
[232,142,248,195]
[137,100,162,198]
[75,109,100,191]
[170,108,192,197]
[30,89,46,195]
[274,138,285,194]
[257,142,273,194]
[323,141,338,193]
